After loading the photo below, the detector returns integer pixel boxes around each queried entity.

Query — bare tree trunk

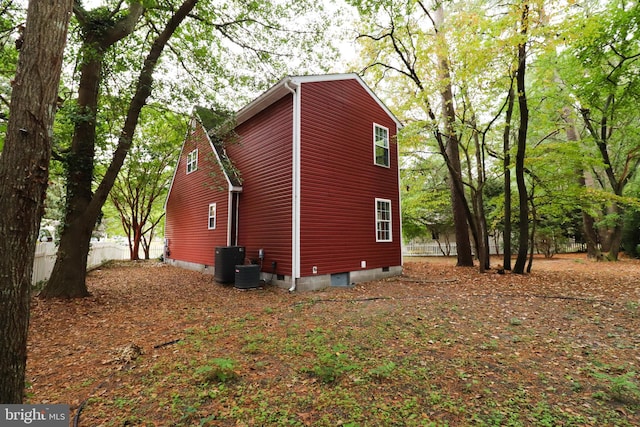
[0,0,72,402]
[527,190,537,273]
[470,113,490,272]
[513,3,530,275]
[502,84,515,270]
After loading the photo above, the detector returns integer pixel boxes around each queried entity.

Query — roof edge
[234,73,402,129]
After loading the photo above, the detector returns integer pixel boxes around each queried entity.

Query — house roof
[193,106,243,188]
[235,73,402,129]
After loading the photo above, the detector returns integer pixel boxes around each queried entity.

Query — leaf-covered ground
[27,255,640,426]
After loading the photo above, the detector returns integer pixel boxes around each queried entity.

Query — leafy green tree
[0,0,73,403]
[109,107,184,260]
[555,1,640,260]
[400,130,454,254]
[349,0,478,267]
[42,0,196,298]
[41,0,337,298]
[0,1,24,149]
[350,0,554,272]
[622,208,640,258]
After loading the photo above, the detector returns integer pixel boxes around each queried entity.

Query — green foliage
[304,343,359,383]
[367,361,397,381]
[400,125,453,242]
[193,358,238,383]
[0,1,24,149]
[622,208,640,258]
[590,369,640,405]
[106,105,185,247]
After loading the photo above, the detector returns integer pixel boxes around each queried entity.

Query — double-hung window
[208,203,217,229]
[375,198,392,242]
[186,149,198,174]
[374,124,389,167]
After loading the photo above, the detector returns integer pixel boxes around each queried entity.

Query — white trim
[373,123,390,168]
[284,80,302,288]
[226,192,233,246]
[208,203,217,230]
[397,134,404,266]
[375,198,392,242]
[236,73,402,129]
[290,74,402,129]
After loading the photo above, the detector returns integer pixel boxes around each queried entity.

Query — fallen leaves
[25,255,640,426]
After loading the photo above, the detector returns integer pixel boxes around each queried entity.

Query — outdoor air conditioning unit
[214,246,245,284]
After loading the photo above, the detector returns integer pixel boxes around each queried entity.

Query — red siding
[226,95,294,275]
[165,122,230,266]
[298,79,401,276]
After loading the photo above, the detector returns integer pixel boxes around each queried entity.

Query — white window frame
[208,203,217,230]
[186,148,198,174]
[375,198,392,242]
[373,123,390,168]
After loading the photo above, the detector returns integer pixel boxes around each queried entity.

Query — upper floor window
[375,198,392,242]
[208,203,217,229]
[374,124,389,167]
[186,149,198,174]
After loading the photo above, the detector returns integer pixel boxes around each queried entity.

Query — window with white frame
[186,149,198,174]
[208,203,217,229]
[374,124,389,167]
[375,198,392,242]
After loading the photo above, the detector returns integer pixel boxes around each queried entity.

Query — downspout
[284,79,300,292]
[234,192,240,246]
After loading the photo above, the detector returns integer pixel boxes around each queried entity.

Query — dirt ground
[26,254,640,426]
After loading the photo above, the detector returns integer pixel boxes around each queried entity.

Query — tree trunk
[41,50,104,298]
[41,0,197,297]
[470,114,490,272]
[131,222,143,260]
[527,191,536,273]
[578,100,631,261]
[41,5,143,298]
[581,209,601,258]
[559,105,600,258]
[604,203,623,260]
[502,85,515,270]
[513,3,530,275]
[563,109,602,258]
[433,4,474,267]
[0,0,72,402]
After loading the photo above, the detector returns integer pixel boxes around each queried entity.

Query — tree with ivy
[41,0,195,298]
[40,0,336,298]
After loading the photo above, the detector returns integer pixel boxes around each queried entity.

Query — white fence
[32,240,164,286]
[403,241,586,257]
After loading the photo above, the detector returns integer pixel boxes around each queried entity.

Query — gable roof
[235,73,402,129]
[193,106,242,189]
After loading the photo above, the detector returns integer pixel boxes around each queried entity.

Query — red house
[164,73,402,290]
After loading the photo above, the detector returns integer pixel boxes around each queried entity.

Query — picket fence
[402,241,585,257]
[32,240,164,286]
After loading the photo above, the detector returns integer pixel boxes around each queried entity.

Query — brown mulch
[26,254,640,426]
